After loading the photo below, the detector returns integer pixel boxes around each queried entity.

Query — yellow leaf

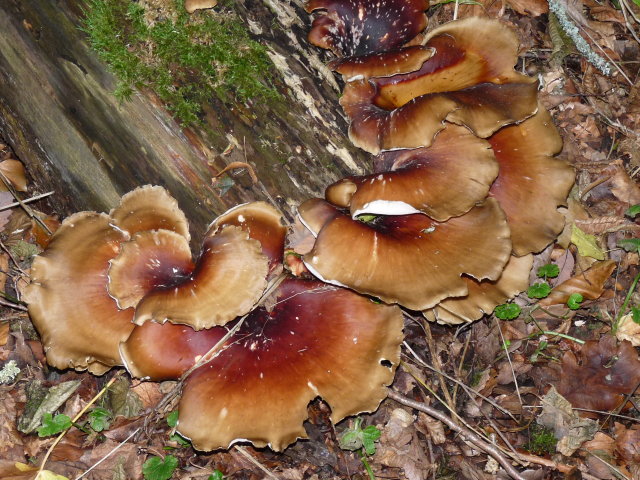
[35,470,69,480]
[571,224,605,260]
[14,462,36,472]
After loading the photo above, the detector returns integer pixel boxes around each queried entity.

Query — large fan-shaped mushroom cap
[299,198,512,310]
[372,17,536,109]
[176,277,404,451]
[425,254,533,325]
[24,185,190,374]
[306,0,428,57]
[488,107,575,255]
[325,124,499,221]
[341,79,539,154]
[131,225,268,330]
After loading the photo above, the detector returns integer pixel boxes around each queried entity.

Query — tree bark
[0,0,367,240]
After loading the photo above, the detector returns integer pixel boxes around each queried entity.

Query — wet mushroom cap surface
[176,277,404,451]
[306,0,428,56]
[488,107,575,255]
[24,212,133,374]
[300,198,512,310]
[132,225,269,330]
[325,123,499,221]
[425,254,533,325]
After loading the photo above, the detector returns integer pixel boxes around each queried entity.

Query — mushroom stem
[387,390,526,480]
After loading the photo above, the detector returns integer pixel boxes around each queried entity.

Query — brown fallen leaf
[0,159,28,192]
[555,336,640,412]
[539,260,615,306]
[605,159,640,206]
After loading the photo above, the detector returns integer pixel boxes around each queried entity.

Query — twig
[388,390,525,480]
[38,373,121,477]
[0,296,27,311]
[75,427,141,479]
[0,171,52,235]
[516,452,574,473]
[234,446,280,479]
[0,191,55,212]
[421,320,456,413]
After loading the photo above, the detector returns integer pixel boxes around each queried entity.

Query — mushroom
[184,0,218,14]
[305,0,428,57]
[424,254,534,324]
[24,185,190,374]
[176,277,404,451]
[299,198,512,310]
[487,107,575,255]
[324,123,499,221]
[341,78,539,154]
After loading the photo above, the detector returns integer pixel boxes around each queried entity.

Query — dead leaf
[539,260,615,306]
[570,224,606,260]
[0,159,28,192]
[614,423,640,464]
[606,159,640,206]
[537,386,598,456]
[615,313,640,347]
[18,380,81,434]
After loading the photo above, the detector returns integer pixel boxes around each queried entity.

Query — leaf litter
[1,0,640,478]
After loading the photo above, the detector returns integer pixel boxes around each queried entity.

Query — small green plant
[625,204,640,218]
[166,410,190,446]
[143,455,178,480]
[494,303,521,320]
[87,407,111,432]
[524,424,557,455]
[208,471,225,480]
[37,413,72,437]
[536,264,559,279]
[82,0,279,124]
[339,418,381,480]
[567,293,583,310]
[527,282,551,299]
[529,340,548,362]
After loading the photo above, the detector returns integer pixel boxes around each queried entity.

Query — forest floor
[1,0,640,479]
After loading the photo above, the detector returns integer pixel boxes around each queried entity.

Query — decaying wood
[0,0,368,240]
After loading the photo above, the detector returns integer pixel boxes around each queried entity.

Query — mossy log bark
[0,0,367,240]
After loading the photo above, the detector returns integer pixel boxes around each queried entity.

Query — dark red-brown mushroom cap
[425,254,533,324]
[488,107,575,255]
[306,0,428,57]
[176,277,404,451]
[341,79,539,154]
[24,185,190,374]
[299,198,512,310]
[324,124,499,221]
[329,46,434,81]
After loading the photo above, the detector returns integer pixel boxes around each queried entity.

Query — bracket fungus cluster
[24,0,576,456]
[25,186,403,451]
[303,1,575,324]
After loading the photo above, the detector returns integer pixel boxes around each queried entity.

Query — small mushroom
[487,107,575,255]
[24,185,190,374]
[299,198,512,310]
[324,124,499,221]
[305,0,428,57]
[425,254,533,324]
[184,0,218,14]
[176,277,404,451]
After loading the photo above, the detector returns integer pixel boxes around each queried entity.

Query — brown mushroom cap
[120,320,224,380]
[24,186,202,373]
[329,46,434,81]
[306,0,428,57]
[108,230,195,310]
[372,17,536,109]
[297,197,344,236]
[184,0,218,13]
[132,225,268,330]
[342,79,539,154]
[488,107,575,255]
[206,202,286,275]
[300,198,512,310]
[425,254,533,324]
[324,124,499,221]
[109,185,190,241]
[24,212,133,374]
[176,277,404,451]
